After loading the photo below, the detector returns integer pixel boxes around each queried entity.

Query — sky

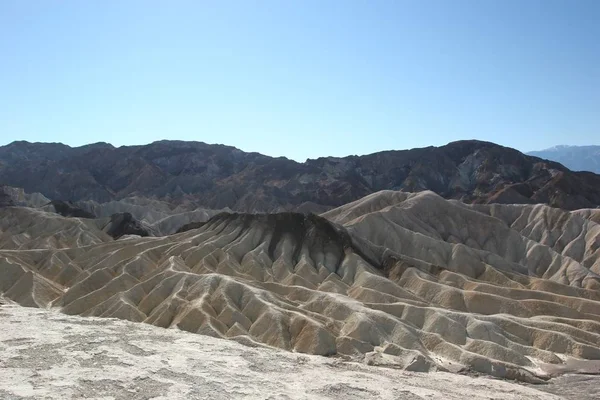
[0,1,598,161]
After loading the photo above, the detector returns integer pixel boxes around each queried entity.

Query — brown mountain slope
[1,191,600,382]
[1,139,599,211]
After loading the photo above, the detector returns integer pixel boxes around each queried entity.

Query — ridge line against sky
[0,138,589,163]
[1,0,598,162]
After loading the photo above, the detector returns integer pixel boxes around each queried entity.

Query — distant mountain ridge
[528,145,600,174]
[1,139,600,211]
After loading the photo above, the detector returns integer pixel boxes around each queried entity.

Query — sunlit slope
[76,197,229,235]
[0,207,111,249]
[1,191,600,382]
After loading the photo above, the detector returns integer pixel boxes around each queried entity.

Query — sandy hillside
[76,197,230,235]
[0,304,581,400]
[1,190,600,384]
[0,206,112,249]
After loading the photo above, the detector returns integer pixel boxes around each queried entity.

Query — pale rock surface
[0,304,572,400]
[76,197,230,235]
[1,190,600,385]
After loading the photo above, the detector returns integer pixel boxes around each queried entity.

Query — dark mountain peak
[0,141,71,162]
[103,212,150,239]
[444,139,500,147]
[183,211,377,268]
[1,139,599,211]
[6,140,69,147]
[139,139,243,153]
[76,142,115,150]
[441,139,529,159]
[50,200,96,219]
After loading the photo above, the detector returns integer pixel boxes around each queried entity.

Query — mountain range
[1,139,600,212]
[2,138,600,388]
[528,145,600,174]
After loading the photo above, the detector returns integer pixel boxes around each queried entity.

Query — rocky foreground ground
[1,304,598,400]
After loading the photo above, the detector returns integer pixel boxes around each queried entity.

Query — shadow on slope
[1,193,600,383]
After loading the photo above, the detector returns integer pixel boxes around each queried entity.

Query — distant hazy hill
[2,139,600,211]
[528,145,600,174]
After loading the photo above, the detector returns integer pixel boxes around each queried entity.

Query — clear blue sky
[1,1,598,161]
